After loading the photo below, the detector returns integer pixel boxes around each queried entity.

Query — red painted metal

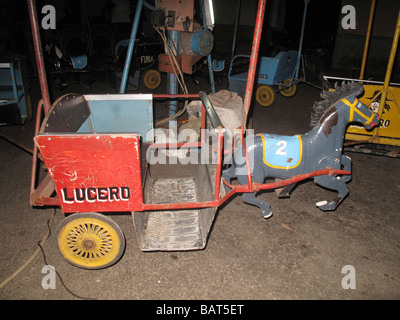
[241,0,266,135]
[158,54,202,75]
[35,134,144,213]
[222,169,352,193]
[201,103,206,144]
[241,134,254,191]
[152,94,200,99]
[141,169,351,212]
[253,169,352,191]
[149,142,201,149]
[30,99,42,203]
[27,0,51,115]
[214,131,224,201]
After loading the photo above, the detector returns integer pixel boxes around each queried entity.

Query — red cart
[28,0,349,269]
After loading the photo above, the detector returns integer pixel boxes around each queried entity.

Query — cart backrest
[40,93,154,142]
[42,93,91,133]
[273,50,298,83]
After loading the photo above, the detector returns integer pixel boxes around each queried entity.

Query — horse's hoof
[261,209,273,219]
[315,200,336,211]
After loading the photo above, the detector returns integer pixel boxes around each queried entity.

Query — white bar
[323,75,400,87]
[84,94,153,101]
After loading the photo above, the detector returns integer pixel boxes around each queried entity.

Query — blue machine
[228,0,320,107]
[0,56,30,125]
[228,50,299,104]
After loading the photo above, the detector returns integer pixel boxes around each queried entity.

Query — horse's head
[342,95,380,130]
[311,82,380,132]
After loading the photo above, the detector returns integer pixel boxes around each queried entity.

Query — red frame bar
[30,99,61,207]
[27,0,51,115]
[141,169,351,212]
[214,130,224,201]
[241,0,266,135]
[152,94,200,98]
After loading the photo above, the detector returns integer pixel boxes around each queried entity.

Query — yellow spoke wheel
[143,69,161,90]
[56,213,125,269]
[278,79,297,98]
[256,85,276,107]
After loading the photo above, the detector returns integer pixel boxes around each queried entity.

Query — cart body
[228,51,299,97]
[34,93,221,251]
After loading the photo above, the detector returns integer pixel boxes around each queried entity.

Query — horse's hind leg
[242,191,272,218]
[314,175,349,211]
[222,165,235,193]
[238,172,272,219]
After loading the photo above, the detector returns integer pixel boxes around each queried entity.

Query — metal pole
[206,52,216,95]
[27,0,51,114]
[202,0,216,93]
[231,0,241,60]
[359,0,376,80]
[119,0,144,93]
[295,0,308,79]
[168,30,179,130]
[378,10,400,116]
[241,0,266,136]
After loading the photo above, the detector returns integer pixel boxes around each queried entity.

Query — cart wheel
[279,79,297,98]
[56,212,125,269]
[143,69,161,90]
[256,85,276,107]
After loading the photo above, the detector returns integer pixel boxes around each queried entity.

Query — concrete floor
[0,71,399,302]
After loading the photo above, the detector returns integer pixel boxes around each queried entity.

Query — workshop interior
[0,0,399,301]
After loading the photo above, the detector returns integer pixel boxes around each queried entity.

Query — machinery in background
[325,2,400,157]
[114,35,164,90]
[0,53,31,125]
[228,0,321,108]
[44,36,96,91]
[148,0,216,127]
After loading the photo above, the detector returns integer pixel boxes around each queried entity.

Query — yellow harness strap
[343,98,375,125]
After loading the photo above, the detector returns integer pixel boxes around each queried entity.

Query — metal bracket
[199,91,223,129]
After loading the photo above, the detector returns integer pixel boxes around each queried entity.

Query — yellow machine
[326,2,400,157]
[346,83,400,150]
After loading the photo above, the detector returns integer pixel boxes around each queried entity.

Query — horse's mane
[310,82,364,127]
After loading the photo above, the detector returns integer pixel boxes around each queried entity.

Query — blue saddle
[259,133,303,169]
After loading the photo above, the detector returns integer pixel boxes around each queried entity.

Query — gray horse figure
[222,82,379,218]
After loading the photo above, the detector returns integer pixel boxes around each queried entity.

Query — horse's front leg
[314,174,349,211]
[238,170,273,219]
[314,156,349,211]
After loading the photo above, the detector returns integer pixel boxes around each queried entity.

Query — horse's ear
[345,82,365,103]
[350,82,364,98]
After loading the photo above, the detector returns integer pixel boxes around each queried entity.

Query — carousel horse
[222,82,379,218]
